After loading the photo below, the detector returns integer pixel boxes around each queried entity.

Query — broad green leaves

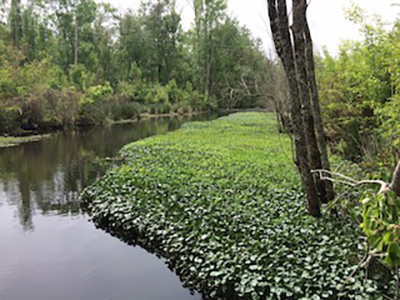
[82,113,394,299]
[361,192,400,267]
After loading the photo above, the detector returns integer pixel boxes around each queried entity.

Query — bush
[0,106,21,134]
[166,79,183,103]
[154,85,169,104]
[110,99,141,120]
[70,64,88,91]
[116,81,136,99]
[177,103,193,115]
[43,88,80,127]
[78,82,114,125]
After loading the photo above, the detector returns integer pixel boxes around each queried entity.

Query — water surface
[0,115,217,300]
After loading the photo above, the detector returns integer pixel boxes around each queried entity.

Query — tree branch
[389,160,400,197]
[311,169,389,194]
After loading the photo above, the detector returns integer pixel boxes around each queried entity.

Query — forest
[0,0,272,134]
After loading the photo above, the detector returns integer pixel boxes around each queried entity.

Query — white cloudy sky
[106,0,400,56]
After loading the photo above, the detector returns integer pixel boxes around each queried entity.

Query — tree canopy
[0,0,274,133]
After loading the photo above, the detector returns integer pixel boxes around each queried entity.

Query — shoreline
[0,109,264,149]
[0,112,204,149]
[111,110,208,124]
[0,134,52,149]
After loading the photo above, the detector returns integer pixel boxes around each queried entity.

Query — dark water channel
[0,114,219,300]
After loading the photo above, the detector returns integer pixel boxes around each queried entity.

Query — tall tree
[21,4,36,61]
[9,0,22,48]
[267,0,332,217]
[291,0,327,203]
[146,0,182,84]
[192,0,226,96]
[304,21,334,201]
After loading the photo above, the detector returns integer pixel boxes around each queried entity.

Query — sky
[106,0,400,56]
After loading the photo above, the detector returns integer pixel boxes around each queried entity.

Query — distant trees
[267,0,333,217]
[0,0,274,134]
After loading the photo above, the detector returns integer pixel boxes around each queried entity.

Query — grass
[82,113,391,300]
[0,134,50,148]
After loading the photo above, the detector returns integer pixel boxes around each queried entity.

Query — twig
[311,169,389,194]
[396,265,399,300]
[383,294,395,300]
[345,250,369,282]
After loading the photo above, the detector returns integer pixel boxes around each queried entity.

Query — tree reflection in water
[0,114,218,231]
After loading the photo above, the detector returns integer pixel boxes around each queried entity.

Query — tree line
[0,0,274,134]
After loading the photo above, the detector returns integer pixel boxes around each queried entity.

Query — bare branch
[344,248,369,282]
[389,160,400,197]
[311,169,389,194]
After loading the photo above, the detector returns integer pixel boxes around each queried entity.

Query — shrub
[70,64,88,91]
[116,81,136,99]
[154,85,169,104]
[43,88,80,127]
[0,106,21,134]
[110,99,141,120]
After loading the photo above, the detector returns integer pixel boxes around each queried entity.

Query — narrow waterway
[0,114,218,300]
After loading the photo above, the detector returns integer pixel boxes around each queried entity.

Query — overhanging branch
[311,169,389,194]
[389,160,400,197]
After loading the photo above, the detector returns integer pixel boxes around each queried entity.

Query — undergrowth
[82,113,393,299]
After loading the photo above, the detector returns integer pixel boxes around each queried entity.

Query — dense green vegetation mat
[82,113,391,299]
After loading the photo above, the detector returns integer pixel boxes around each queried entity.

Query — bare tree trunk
[74,18,79,64]
[304,21,334,201]
[66,35,71,79]
[193,0,203,91]
[291,0,327,203]
[268,0,321,217]
[204,8,210,96]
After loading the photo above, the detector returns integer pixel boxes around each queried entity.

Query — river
[0,114,219,300]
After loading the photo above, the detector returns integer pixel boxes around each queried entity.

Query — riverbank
[112,110,210,124]
[0,110,218,149]
[0,134,51,149]
[82,113,391,299]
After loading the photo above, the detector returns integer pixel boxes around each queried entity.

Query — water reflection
[0,115,218,300]
[0,114,216,230]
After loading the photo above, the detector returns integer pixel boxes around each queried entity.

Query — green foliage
[361,191,400,267]
[0,106,21,133]
[82,113,394,299]
[78,82,114,124]
[317,9,400,164]
[116,81,136,98]
[129,62,142,81]
[83,82,113,104]
[153,84,169,103]
[70,64,88,91]
[0,0,273,134]
[111,101,141,120]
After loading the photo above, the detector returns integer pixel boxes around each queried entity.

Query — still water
[0,115,217,300]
